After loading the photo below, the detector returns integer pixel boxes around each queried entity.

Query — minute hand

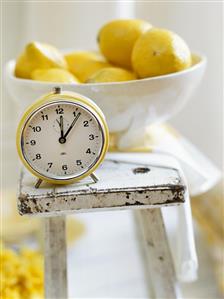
[63,112,81,139]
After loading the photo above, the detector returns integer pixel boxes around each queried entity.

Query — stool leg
[136,209,181,299]
[44,216,68,299]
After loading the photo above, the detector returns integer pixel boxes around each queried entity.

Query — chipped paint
[18,159,185,216]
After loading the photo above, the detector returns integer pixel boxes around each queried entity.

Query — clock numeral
[55,108,64,114]
[30,140,36,146]
[46,162,53,172]
[73,110,80,117]
[31,126,41,132]
[62,165,68,170]
[41,114,48,120]
[76,160,82,166]
[36,153,41,160]
[83,120,89,127]
[86,148,91,154]
[89,134,94,140]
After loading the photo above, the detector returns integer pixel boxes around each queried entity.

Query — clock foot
[90,173,99,183]
[35,178,43,189]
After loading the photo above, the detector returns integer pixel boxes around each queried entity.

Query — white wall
[2,2,223,188]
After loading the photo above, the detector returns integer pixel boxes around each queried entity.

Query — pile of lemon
[15,19,192,84]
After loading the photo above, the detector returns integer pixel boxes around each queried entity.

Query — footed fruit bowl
[5,53,206,148]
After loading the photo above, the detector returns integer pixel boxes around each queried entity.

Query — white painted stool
[18,153,185,299]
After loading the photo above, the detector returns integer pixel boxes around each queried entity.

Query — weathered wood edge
[18,185,185,216]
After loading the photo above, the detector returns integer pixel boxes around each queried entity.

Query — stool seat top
[18,153,185,216]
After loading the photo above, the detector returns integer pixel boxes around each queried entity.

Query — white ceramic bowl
[5,54,206,148]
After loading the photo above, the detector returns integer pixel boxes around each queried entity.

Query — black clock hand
[63,112,81,140]
[60,115,64,138]
[57,116,66,144]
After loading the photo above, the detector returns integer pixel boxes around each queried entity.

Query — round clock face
[21,100,105,181]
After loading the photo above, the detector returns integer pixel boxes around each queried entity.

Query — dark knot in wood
[133,167,151,174]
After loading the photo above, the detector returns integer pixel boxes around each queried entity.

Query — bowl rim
[5,52,207,87]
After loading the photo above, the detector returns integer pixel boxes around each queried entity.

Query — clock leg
[35,178,43,189]
[90,172,99,183]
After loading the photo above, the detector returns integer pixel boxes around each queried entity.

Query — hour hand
[57,115,66,144]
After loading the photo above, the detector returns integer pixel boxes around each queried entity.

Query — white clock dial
[21,101,104,181]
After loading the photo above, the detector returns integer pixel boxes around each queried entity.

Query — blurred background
[1,1,223,299]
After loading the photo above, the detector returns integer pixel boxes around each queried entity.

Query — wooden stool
[18,154,185,299]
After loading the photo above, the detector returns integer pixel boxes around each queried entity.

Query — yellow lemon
[31,68,80,83]
[98,19,152,69]
[26,41,67,69]
[65,51,111,82]
[14,51,34,79]
[86,67,136,83]
[15,41,67,79]
[132,28,192,78]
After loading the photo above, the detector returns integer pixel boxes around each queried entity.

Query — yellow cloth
[0,245,44,299]
[192,180,224,294]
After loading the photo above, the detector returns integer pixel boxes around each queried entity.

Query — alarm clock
[16,87,109,187]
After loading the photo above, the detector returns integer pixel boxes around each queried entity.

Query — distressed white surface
[18,156,185,216]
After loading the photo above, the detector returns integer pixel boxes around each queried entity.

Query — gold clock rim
[16,91,109,185]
